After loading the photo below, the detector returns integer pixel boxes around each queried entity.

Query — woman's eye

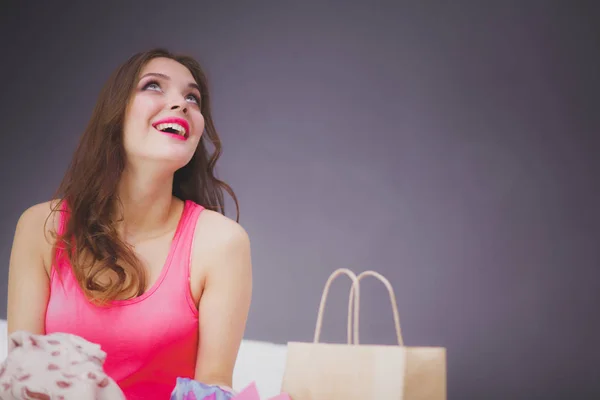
[143,81,161,91]
[186,94,200,104]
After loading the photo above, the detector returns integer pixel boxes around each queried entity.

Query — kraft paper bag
[281,268,446,400]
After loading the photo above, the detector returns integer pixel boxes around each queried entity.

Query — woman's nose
[170,104,188,114]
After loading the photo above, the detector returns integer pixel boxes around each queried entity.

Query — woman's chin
[127,151,195,173]
[161,155,195,172]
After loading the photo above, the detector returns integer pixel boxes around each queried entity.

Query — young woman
[6,48,252,399]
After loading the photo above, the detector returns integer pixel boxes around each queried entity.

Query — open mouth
[156,123,187,137]
[152,118,189,140]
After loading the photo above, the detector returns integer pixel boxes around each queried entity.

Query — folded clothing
[0,330,125,400]
[170,377,236,400]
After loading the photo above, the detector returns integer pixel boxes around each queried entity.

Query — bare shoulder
[191,209,252,289]
[15,200,61,270]
[195,209,251,253]
[17,200,58,237]
[189,209,252,304]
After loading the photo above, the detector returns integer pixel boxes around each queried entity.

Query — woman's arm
[7,202,53,336]
[193,213,253,389]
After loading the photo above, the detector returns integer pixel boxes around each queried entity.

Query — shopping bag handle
[347,270,404,346]
[313,268,360,344]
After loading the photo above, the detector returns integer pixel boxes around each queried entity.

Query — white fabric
[0,319,287,397]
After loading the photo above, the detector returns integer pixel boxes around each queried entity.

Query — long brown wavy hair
[50,48,238,304]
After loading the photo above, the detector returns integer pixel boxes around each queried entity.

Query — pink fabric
[0,330,125,399]
[231,382,291,400]
[45,200,205,399]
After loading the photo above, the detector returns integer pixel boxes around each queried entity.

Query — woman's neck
[115,165,178,242]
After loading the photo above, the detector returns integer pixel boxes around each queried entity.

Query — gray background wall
[1,1,599,398]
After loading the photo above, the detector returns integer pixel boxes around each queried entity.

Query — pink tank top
[45,200,204,399]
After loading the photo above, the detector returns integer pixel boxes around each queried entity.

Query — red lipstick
[152,117,190,141]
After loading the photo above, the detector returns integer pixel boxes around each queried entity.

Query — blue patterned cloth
[170,377,235,400]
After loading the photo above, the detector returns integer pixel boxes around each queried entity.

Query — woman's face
[122,57,204,171]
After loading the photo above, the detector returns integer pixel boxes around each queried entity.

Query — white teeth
[155,122,187,136]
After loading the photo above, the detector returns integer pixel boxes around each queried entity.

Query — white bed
[0,319,288,397]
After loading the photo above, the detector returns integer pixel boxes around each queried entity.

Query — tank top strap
[52,200,71,273]
[57,200,69,235]
[168,200,205,281]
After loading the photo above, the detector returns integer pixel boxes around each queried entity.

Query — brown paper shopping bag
[281,268,446,400]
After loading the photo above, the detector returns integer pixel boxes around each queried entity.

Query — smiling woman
[6,49,252,399]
